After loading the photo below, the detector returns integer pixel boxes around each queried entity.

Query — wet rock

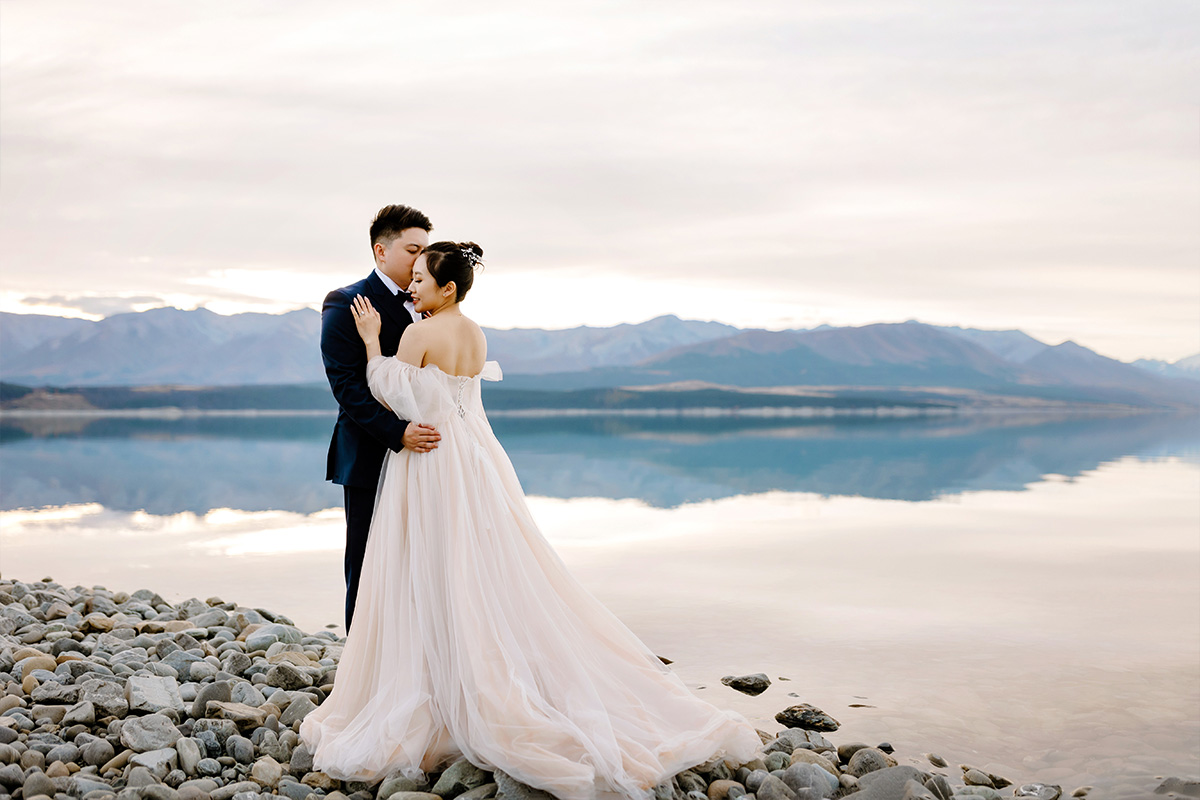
[1155,778,1200,797]
[847,748,891,778]
[774,704,839,732]
[720,674,771,696]
[1015,785,1063,800]
[926,754,948,768]
[963,768,996,788]
[494,770,556,800]
[377,771,429,799]
[781,763,836,799]
[432,757,491,798]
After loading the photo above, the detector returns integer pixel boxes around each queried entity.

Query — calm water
[1,410,1198,797]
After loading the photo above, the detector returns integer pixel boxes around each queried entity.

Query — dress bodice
[366,357,503,425]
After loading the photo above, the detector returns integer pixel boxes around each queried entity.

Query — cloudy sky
[1,1,1196,361]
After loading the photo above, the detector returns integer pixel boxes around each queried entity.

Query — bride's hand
[351,295,382,344]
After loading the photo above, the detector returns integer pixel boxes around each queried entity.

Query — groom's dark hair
[370,205,432,248]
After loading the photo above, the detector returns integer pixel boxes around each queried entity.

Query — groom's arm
[321,288,410,453]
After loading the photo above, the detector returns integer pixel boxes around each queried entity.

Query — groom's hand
[403,422,441,453]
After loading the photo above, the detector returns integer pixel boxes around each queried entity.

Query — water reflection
[1,411,1195,513]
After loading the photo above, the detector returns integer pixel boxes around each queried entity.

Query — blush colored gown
[300,357,761,800]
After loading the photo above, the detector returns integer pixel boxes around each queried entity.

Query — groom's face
[375,227,430,288]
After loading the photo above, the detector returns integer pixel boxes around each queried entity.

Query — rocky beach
[0,578,1194,800]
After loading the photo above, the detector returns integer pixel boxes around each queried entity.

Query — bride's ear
[442,281,456,298]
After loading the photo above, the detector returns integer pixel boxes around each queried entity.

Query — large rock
[245,624,303,652]
[251,755,284,787]
[720,674,771,696]
[62,700,96,726]
[781,763,836,799]
[280,695,317,727]
[855,766,928,800]
[432,757,491,798]
[207,701,267,731]
[494,770,557,800]
[80,679,130,718]
[128,675,186,715]
[191,681,232,718]
[176,737,203,776]
[122,713,184,752]
[266,663,313,691]
[774,704,840,732]
[847,748,893,778]
[130,747,181,780]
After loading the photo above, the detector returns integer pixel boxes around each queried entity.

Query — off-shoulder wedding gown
[300,357,760,800]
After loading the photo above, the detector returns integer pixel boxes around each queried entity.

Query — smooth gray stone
[280,781,315,800]
[46,742,80,764]
[288,744,313,777]
[80,738,116,767]
[121,714,183,752]
[24,769,58,798]
[457,784,498,800]
[265,664,312,691]
[225,735,255,765]
[781,763,835,799]
[926,775,954,800]
[189,611,229,629]
[377,772,429,799]
[230,683,265,708]
[847,748,891,778]
[494,770,556,800]
[221,653,252,678]
[1014,784,1062,800]
[763,752,790,772]
[279,696,317,727]
[855,767,929,800]
[196,758,223,778]
[755,775,797,800]
[189,681,231,719]
[209,781,261,800]
[177,737,203,776]
[63,700,97,726]
[72,774,114,796]
[432,758,490,798]
[130,748,181,781]
[140,785,181,800]
[127,766,161,787]
[191,718,238,747]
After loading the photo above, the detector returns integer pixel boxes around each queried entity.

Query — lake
[1,409,1198,798]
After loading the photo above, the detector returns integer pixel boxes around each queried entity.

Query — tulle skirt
[300,412,761,800]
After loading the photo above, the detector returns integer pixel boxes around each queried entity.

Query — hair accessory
[460,247,482,268]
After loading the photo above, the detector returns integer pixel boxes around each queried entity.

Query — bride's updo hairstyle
[422,241,483,302]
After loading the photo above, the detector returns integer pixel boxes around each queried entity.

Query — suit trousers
[342,484,378,632]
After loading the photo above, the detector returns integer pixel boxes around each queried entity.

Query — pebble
[0,576,1151,800]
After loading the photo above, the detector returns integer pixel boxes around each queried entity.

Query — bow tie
[395,290,412,304]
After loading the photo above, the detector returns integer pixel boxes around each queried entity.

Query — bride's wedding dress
[300,358,761,800]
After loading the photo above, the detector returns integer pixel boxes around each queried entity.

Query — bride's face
[409,256,454,313]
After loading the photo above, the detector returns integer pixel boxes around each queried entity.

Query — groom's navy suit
[321,270,417,630]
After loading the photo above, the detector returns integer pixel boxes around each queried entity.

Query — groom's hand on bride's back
[404,422,440,453]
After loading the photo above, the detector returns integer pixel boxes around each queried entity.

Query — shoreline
[1,577,1193,800]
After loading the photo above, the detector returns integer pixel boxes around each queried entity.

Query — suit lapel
[364,271,410,331]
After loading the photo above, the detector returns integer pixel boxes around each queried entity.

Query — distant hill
[1,308,1197,409]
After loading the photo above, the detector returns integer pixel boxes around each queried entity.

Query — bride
[299,241,761,800]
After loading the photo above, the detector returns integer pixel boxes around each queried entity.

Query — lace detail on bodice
[366,357,503,425]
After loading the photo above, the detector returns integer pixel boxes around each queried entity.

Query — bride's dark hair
[422,241,483,302]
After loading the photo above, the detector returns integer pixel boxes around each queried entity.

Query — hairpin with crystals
[460,247,483,268]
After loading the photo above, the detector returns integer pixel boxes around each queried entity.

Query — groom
[321,204,441,631]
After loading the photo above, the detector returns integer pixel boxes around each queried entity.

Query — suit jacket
[322,271,416,488]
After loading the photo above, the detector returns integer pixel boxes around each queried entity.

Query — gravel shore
[0,578,1194,800]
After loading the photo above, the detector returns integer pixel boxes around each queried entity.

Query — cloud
[19,295,165,317]
[1,1,1196,360]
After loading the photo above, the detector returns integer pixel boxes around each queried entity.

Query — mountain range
[1,308,1197,408]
